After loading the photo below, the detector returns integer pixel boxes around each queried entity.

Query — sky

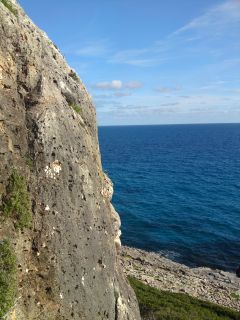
[18,0,240,126]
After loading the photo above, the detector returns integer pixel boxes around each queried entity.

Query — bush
[70,104,82,114]
[0,239,17,318]
[129,277,240,320]
[25,155,34,170]
[3,169,32,229]
[69,70,79,82]
[0,0,18,16]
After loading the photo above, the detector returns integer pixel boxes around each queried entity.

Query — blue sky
[18,0,240,125]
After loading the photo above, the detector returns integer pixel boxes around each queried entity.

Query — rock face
[0,1,140,319]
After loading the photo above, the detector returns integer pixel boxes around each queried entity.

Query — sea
[98,123,240,272]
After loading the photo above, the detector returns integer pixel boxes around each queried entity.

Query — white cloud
[74,40,108,57]
[93,80,123,90]
[111,57,159,67]
[114,92,132,97]
[229,88,240,93]
[96,91,240,113]
[76,46,105,56]
[109,1,240,67]
[124,81,143,89]
[92,94,111,98]
[110,48,148,63]
[92,80,143,90]
[96,90,240,125]
[155,86,181,93]
[110,48,163,67]
[173,0,240,36]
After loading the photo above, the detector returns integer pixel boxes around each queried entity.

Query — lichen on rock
[0,239,17,319]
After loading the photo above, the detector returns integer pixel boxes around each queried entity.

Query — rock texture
[0,1,140,319]
[121,246,240,311]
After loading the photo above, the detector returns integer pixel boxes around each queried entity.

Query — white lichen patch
[116,295,128,318]
[81,276,85,286]
[101,173,113,199]
[45,160,62,179]
[0,121,5,134]
[51,226,56,236]
[235,290,240,297]
[52,160,62,174]
[59,80,72,93]
[110,204,122,251]
[114,231,122,251]
[0,67,3,83]
[80,164,94,193]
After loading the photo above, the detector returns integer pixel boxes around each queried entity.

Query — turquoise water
[98,124,240,271]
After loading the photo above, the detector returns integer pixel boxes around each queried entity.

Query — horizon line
[98,122,240,127]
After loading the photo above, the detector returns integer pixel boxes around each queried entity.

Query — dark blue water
[98,124,240,271]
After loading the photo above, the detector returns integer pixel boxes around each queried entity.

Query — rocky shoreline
[120,246,240,311]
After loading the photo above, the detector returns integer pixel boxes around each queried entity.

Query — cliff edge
[0,1,140,319]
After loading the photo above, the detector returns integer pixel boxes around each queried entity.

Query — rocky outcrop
[0,1,140,319]
[121,246,240,311]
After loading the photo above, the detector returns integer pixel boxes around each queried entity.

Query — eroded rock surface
[0,1,140,319]
[121,246,240,311]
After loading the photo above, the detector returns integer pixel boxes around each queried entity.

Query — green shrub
[25,155,34,169]
[53,43,59,50]
[3,169,32,229]
[129,277,240,320]
[231,293,240,301]
[69,70,79,82]
[0,0,18,16]
[0,239,17,318]
[70,104,82,114]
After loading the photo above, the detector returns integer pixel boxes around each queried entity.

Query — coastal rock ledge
[121,246,240,311]
[0,1,140,319]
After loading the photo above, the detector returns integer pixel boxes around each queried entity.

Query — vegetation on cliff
[70,104,82,114]
[129,277,240,320]
[0,0,18,16]
[69,70,79,82]
[0,240,17,318]
[2,169,32,229]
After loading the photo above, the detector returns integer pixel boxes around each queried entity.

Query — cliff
[0,1,140,319]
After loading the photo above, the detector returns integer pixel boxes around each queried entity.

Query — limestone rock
[0,1,140,319]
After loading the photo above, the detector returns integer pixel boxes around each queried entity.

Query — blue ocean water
[98,124,240,271]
